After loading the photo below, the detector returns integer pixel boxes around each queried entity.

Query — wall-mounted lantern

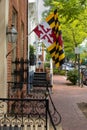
[6,24,18,43]
[6,24,18,58]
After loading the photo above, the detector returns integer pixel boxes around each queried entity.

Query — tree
[43,0,87,22]
[43,0,87,62]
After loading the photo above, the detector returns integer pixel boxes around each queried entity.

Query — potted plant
[29,45,36,66]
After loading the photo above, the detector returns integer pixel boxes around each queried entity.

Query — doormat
[77,102,87,118]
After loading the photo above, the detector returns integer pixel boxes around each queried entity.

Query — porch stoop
[32,72,52,88]
[31,72,62,130]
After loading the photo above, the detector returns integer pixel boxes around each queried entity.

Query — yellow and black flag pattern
[46,9,65,68]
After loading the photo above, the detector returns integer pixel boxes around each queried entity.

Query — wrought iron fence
[0,98,48,130]
[6,57,62,130]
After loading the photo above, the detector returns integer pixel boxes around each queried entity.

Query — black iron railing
[0,91,61,130]
[7,57,62,130]
[0,98,48,130]
[7,82,61,129]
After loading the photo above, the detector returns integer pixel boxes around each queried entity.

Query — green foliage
[67,69,78,85]
[53,68,59,75]
[44,62,50,68]
[59,70,66,75]
[45,51,51,61]
[53,68,66,75]
[43,0,87,22]
[29,45,36,65]
[29,45,34,55]
[43,0,87,61]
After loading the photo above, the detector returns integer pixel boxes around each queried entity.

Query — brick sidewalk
[52,75,87,130]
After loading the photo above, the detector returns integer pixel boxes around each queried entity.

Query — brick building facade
[7,0,28,98]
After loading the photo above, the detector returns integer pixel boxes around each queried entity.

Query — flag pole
[6,29,34,58]
[28,30,34,36]
[22,29,34,41]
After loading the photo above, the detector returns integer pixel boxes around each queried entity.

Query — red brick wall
[7,0,28,81]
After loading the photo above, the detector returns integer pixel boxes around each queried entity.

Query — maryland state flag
[33,21,56,48]
[46,9,65,67]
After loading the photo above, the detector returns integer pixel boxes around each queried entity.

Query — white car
[62,63,74,71]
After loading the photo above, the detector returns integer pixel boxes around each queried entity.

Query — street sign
[75,47,80,54]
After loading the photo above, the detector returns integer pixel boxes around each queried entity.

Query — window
[12,8,18,82]
[21,22,24,58]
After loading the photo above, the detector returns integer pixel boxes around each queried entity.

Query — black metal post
[78,54,80,86]
[46,99,49,130]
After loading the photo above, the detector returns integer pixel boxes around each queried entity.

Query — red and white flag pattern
[33,22,56,48]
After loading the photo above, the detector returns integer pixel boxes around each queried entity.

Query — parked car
[82,69,87,85]
[62,63,75,71]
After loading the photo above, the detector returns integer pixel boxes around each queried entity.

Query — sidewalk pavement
[52,75,87,130]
